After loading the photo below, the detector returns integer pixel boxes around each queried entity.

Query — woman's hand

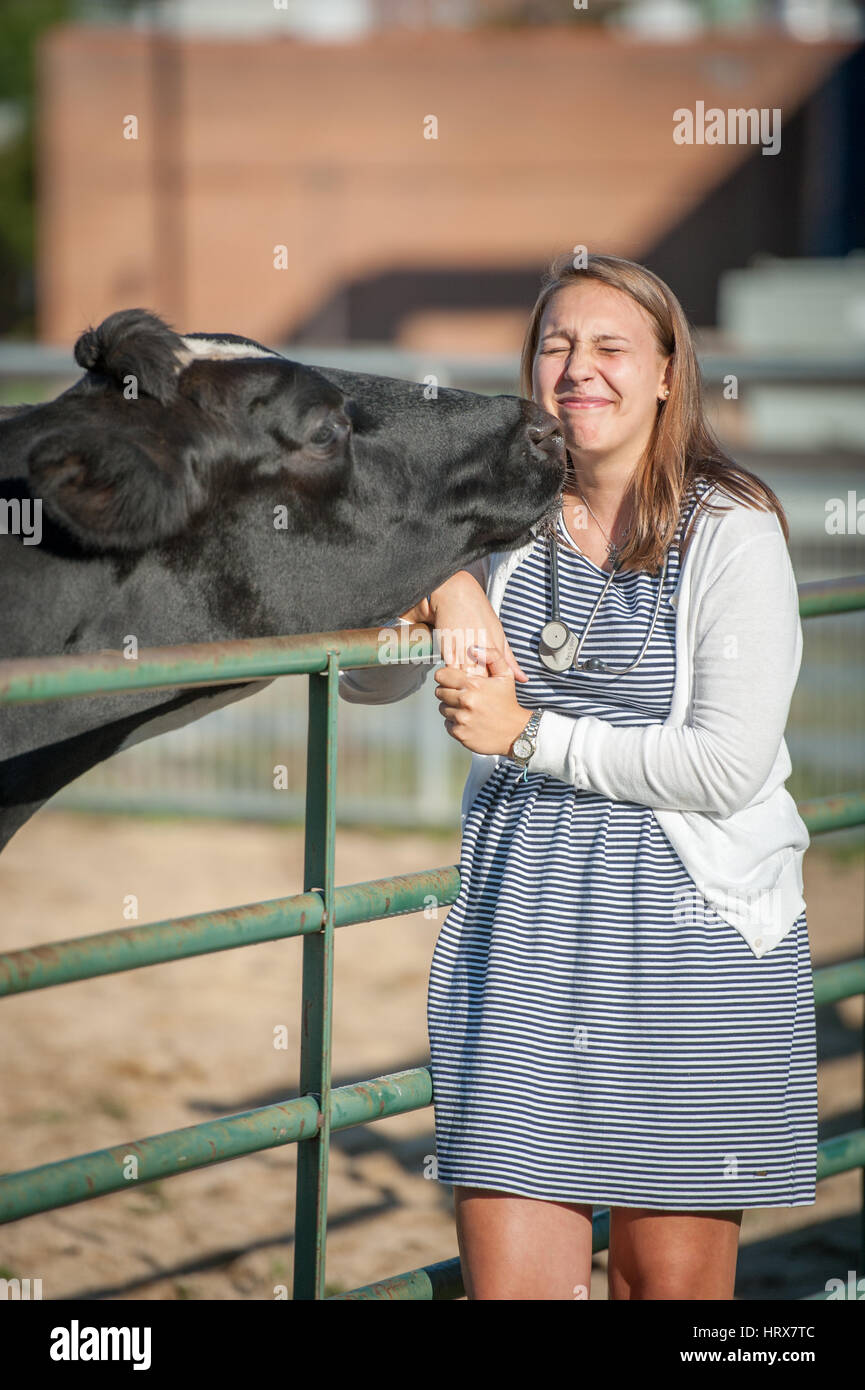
[434,652,532,757]
[400,570,529,681]
[399,571,532,753]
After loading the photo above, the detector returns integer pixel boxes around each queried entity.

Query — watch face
[513,736,531,759]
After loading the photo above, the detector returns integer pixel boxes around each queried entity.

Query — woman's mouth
[558,397,614,410]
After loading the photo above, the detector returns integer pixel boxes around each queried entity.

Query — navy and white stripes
[427,480,818,1209]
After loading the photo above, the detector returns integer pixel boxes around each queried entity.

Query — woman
[338,252,818,1301]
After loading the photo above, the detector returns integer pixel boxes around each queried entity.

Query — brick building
[35,23,859,350]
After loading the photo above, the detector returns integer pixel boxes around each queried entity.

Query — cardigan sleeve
[337,556,493,705]
[527,528,802,817]
[338,618,437,705]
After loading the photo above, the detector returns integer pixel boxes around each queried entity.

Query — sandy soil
[0,809,862,1302]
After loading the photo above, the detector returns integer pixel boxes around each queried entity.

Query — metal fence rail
[1,575,864,1300]
[27,533,865,826]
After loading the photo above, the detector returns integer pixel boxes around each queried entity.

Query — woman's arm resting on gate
[528,532,802,817]
[337,559,492,706]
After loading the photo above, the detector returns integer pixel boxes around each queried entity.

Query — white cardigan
[338,482,810,960]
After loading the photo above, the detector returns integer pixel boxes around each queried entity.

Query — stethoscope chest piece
[538,619,577,672]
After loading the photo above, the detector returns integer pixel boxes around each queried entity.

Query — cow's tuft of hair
[73,327,105,372]
[73,308,188,407]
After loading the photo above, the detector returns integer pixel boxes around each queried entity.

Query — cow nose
[527,419,565,458]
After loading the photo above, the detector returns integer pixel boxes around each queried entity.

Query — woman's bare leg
[453,1185,594,1300]
[607,1207,743,1300]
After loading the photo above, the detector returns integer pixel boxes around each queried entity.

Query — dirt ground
[0,808,862,1302]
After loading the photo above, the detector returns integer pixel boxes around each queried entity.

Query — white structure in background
[718,255,865,452]
[76,0,865,36]
[119,0,377,38]
[612,0,706,39]
[97,0,475,39]
[778,0,863,40]
[614,0,863,39]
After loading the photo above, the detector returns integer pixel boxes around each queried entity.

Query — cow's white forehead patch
[178,335,283,363]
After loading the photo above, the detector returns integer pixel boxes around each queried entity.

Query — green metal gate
[1,575,864,1300]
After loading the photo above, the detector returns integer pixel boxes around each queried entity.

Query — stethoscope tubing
[541,527,669,677]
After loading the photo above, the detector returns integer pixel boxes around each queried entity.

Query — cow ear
[27,427,206,551]
[73,307,189,406]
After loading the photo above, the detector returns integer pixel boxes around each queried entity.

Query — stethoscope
[538,514,670,677]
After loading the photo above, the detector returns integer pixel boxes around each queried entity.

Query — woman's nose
[560,351,594,383]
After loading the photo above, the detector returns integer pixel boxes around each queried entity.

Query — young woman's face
[531,280,670,464]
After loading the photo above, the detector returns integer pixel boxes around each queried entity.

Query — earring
[660,387,670,400]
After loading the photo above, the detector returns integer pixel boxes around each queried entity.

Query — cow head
[1,308,564,570]
[0,309,567,851]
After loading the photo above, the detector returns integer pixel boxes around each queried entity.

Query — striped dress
[426,478,819,1210]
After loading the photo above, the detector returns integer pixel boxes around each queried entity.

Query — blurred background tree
[0,0,73,336]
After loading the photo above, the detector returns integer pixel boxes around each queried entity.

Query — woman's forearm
[399,570,480,625]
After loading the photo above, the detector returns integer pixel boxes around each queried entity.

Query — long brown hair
[519,252,789,573]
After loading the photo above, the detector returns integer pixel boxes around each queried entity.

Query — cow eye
[308,415,348,447]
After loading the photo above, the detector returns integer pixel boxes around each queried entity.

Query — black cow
[0,308,564,851]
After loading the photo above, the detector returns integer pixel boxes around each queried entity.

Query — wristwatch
[510,709,543,779]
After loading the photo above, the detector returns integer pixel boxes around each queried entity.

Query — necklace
[573,490,633,568]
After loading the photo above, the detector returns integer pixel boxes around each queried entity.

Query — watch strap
[511,709,543,776]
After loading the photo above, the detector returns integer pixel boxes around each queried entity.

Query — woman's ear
[658,357,673,402]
